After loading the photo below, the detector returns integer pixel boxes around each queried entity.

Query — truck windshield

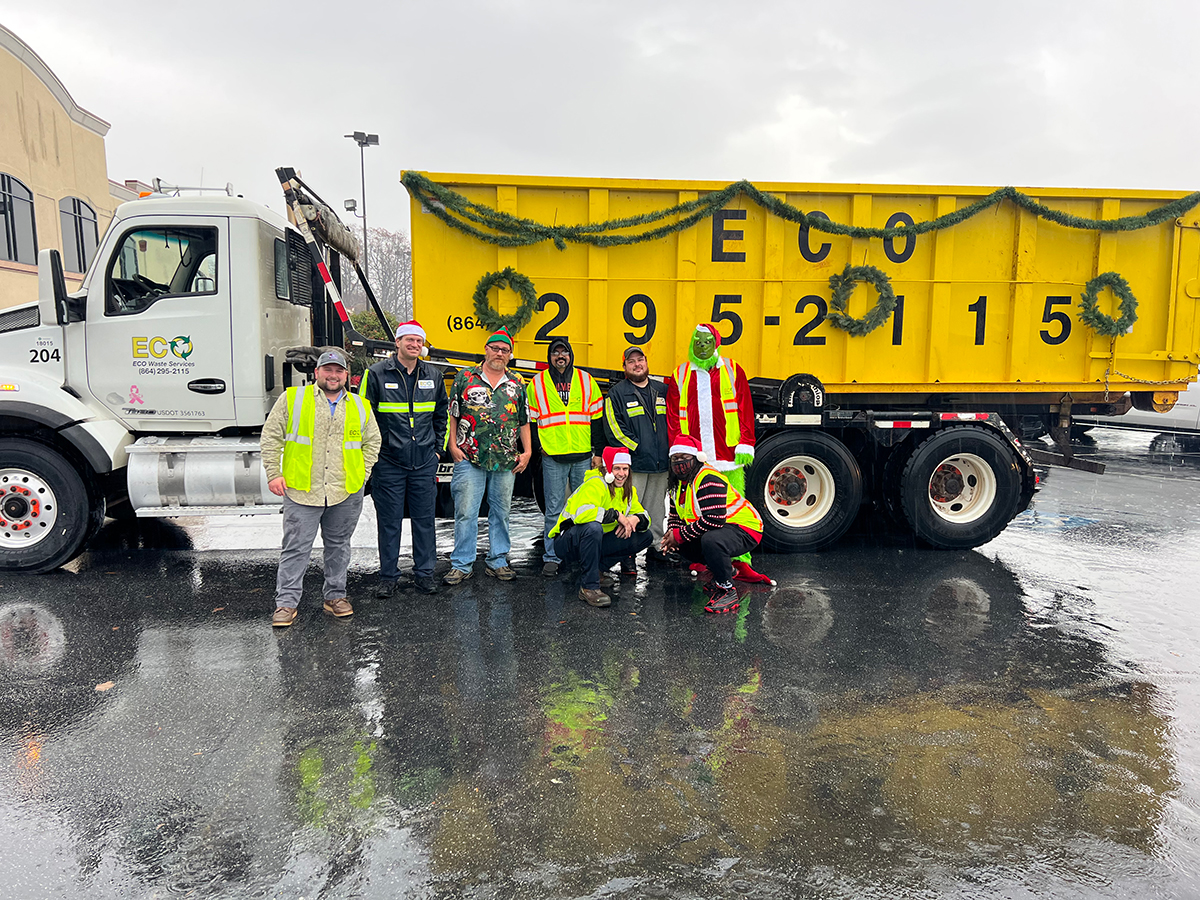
[105,226,218,316]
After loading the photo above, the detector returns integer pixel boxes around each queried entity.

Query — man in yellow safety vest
[261,347,381,626]
[660,435,773,614]
[527,337,605,577]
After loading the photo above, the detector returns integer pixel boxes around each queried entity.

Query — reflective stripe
[412,401,436,412]
[344,441,362,449]
[377,402,407,413]
[530,369,598,455]
[605,398,638,450]
[628,407,645,417]
[675,361,740,444]
[285,384,311,444]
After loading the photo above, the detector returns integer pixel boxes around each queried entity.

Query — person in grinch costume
[665,323,773,584]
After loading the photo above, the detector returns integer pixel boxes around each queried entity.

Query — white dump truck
[0,170,381,573]
[3,167,1199,573]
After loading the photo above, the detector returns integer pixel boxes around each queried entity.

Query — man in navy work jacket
[360,319,448,597]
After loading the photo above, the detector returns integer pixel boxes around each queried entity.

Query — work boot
[323,598,354,618]
[486,565,516,581]
[541,561,560,577]
[620,557,637,577]
[374,580,398,599]
[578,587,611,608]
[599,572,617,589]
[413,575,439,595]
[271,606,298,627]
[704,583,740,615]
[443,568,473,586]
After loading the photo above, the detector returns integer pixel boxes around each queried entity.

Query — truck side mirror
[37,248,69,326]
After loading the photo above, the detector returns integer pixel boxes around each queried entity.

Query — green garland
[826,265,897,335]
[473,267,539,334]
[1079,272,1138,336]
[402,171,1200,249]
[408,172,1179,340]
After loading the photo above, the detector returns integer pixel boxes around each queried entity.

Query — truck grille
[0,305,38,334]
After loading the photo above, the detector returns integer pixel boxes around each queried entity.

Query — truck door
[85,218,237,429]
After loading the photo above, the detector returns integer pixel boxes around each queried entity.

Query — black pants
[556,522,653,589]
[678,525,759,584]
[372,457,439,580]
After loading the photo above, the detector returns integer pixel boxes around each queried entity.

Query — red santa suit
[665,343,755,472]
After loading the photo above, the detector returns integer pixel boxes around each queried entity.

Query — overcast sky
[4,1,1199,233]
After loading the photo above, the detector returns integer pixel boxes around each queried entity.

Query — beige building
[1,22,119,310]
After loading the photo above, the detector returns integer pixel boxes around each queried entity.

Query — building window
[0,174,37,265]
[59,197,99,274]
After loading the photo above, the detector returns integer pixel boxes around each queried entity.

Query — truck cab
[0,193,318,573]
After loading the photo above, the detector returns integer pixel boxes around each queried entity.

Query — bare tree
[339,226,412,319]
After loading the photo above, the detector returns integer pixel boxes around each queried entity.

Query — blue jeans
[541,456,591,563]
[449,459,515,571]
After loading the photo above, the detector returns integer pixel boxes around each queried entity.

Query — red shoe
[732,560,775,585]
[705,583,740,614]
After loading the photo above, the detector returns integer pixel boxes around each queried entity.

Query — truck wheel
[0,439,101,574]
[899,426,1022,550]
[747,432,863,552]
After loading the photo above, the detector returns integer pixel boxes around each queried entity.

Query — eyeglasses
[485,344,512,354]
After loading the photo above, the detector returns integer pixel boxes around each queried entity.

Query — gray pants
[630,471,670,546]
[275,492,364,608]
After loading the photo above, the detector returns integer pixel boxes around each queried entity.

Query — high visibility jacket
[360,357,448,469]
[674,465,762,536]
[674,359,741,446]
[603,378,669,473]
[527,368,604,456]
[549,469,648,537]
[282,385,373,493]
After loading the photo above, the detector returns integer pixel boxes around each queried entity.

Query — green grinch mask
[688,328,718,371]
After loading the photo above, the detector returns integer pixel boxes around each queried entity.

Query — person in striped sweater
[660,435,770,614]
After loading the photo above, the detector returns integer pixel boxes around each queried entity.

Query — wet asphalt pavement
[2,429,1200,899]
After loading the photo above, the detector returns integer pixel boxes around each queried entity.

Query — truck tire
[899,425,1022,550]
[747,432,863,552]
[0,439,102,574]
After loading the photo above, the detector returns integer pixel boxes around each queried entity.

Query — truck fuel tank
[126,436,282,517]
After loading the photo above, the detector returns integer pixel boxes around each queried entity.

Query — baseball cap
[622,346,646,361]
[316,348,350,369]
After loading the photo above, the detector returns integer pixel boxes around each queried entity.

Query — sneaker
[620,558,637,577]
[578,587,611,608]
[541,561,560,577]
[413,575,439,595]
[323,597,354,618]
[486,565,516,581]
[443,568,474,586]
[271,606,298,627]
[374,580,398,599]
[705,583,740,615]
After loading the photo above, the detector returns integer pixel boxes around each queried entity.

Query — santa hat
[602,446,632,483]
[395,320,430,356]
[668,435,707,463]
[395,320,426,340]
[694,323,721,347]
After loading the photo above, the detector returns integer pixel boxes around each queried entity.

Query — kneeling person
[660,436,763,615]
[550,447,653,608]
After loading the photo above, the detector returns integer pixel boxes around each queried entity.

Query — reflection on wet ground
[1,428,1199,898]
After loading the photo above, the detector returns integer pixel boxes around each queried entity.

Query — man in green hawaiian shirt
[444,329,532,584]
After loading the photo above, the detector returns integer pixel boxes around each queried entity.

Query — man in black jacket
[360,320,448,596]
[603,346,670,569]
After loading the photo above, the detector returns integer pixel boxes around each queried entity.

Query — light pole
[344,131,379,280]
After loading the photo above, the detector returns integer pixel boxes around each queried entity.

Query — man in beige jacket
[260,348,381,626]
